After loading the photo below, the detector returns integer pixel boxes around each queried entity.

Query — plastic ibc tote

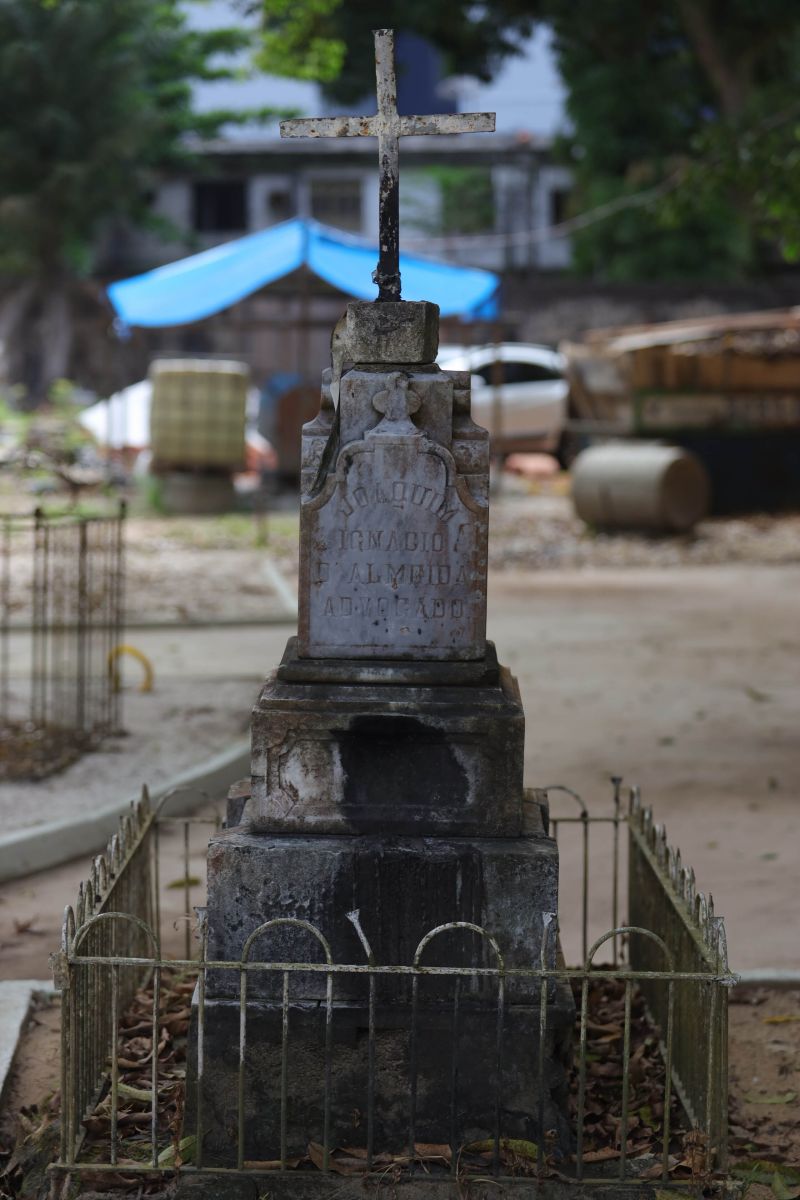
[149,358,248,470]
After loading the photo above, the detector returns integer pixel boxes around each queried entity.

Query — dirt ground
[728,986,800,1175]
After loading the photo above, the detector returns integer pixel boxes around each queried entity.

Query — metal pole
[374,30,401,301]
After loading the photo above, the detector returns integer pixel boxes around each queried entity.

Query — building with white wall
[110,6,574,276]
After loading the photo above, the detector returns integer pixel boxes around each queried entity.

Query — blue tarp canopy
[107,218,499,328]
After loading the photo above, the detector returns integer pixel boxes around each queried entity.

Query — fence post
[76,519,88,734]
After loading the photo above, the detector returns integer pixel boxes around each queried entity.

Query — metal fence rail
[628,788,730,1169]
[0,503,125,779]
[50,782,736,1192]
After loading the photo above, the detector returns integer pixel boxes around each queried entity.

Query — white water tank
[572,443,710,532]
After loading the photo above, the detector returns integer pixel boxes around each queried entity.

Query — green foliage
[254,0,534,103]
[141,474,166,515]
[404,167,495,237]
[0,0,285,279]
[255,0,347,83]
[255,0,800,278]
[547,0,800,278]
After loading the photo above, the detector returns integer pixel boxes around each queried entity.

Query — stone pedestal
[187,301,572,1166]
[246,639,525,837]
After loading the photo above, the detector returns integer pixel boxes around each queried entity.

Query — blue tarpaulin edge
[107,218,499,328]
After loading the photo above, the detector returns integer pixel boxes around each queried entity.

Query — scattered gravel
[489,492,800,572]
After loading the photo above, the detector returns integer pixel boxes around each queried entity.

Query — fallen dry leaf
[581,1146,621,1163]
[12,915,46,936]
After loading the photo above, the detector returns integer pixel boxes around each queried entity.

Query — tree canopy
[0,0,283,402]
[254,0,800,279]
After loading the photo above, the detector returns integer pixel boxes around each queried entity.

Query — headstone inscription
[187,29,572,1167]
[299,363,489,660]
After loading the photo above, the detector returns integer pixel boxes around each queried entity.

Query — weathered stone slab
[204,828,559,1004]
[248,659,524,836]
[277,634,500,686]
[298,369,488,661]
[345,300,439,364]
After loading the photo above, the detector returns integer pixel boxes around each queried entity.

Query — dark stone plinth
[204,827,558,1005]
[248,652,524,837]
[184,986,574,1167]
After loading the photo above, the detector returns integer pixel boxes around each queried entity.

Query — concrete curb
[0,980,53,1103]
[0,738,251,884]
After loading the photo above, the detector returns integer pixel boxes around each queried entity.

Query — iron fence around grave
[0,503,125,779]
[49,780,736,1195]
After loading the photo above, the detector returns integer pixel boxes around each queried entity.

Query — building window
[268,190,293,223]
[193,180,247,233]
[549,187,571,227]
[309,177,363,231]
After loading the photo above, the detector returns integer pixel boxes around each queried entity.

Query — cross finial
[280,30,495,302]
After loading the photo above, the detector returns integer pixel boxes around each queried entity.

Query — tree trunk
[0,280,37,395]
[0,276,77,408]
[37,279,74,402]
[675,0,752,119]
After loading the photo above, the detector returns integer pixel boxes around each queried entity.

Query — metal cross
[280,29,495,302]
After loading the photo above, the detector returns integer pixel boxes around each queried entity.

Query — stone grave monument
[187,29,572,1165]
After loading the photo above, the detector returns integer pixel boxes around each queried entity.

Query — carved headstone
[298,364,489,660]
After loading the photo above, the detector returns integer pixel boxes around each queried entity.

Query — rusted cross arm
[281,113,495,140]
[281,117,379,138]
[398,113,495,136]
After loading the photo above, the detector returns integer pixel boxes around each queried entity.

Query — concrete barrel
[571,442,710,532]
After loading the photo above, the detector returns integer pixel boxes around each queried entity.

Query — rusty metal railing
[627,787,731,1170]
[49,780,736,1191]
[0,503,125,779]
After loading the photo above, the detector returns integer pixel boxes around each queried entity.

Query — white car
[437,342,569,452]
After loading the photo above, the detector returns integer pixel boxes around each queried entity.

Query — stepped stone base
[247,641,525,837]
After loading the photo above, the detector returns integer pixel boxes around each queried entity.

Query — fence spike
[696,892,708,929]
[62,906,75,953]
[667,846,677,883]
[715,918,731,973]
